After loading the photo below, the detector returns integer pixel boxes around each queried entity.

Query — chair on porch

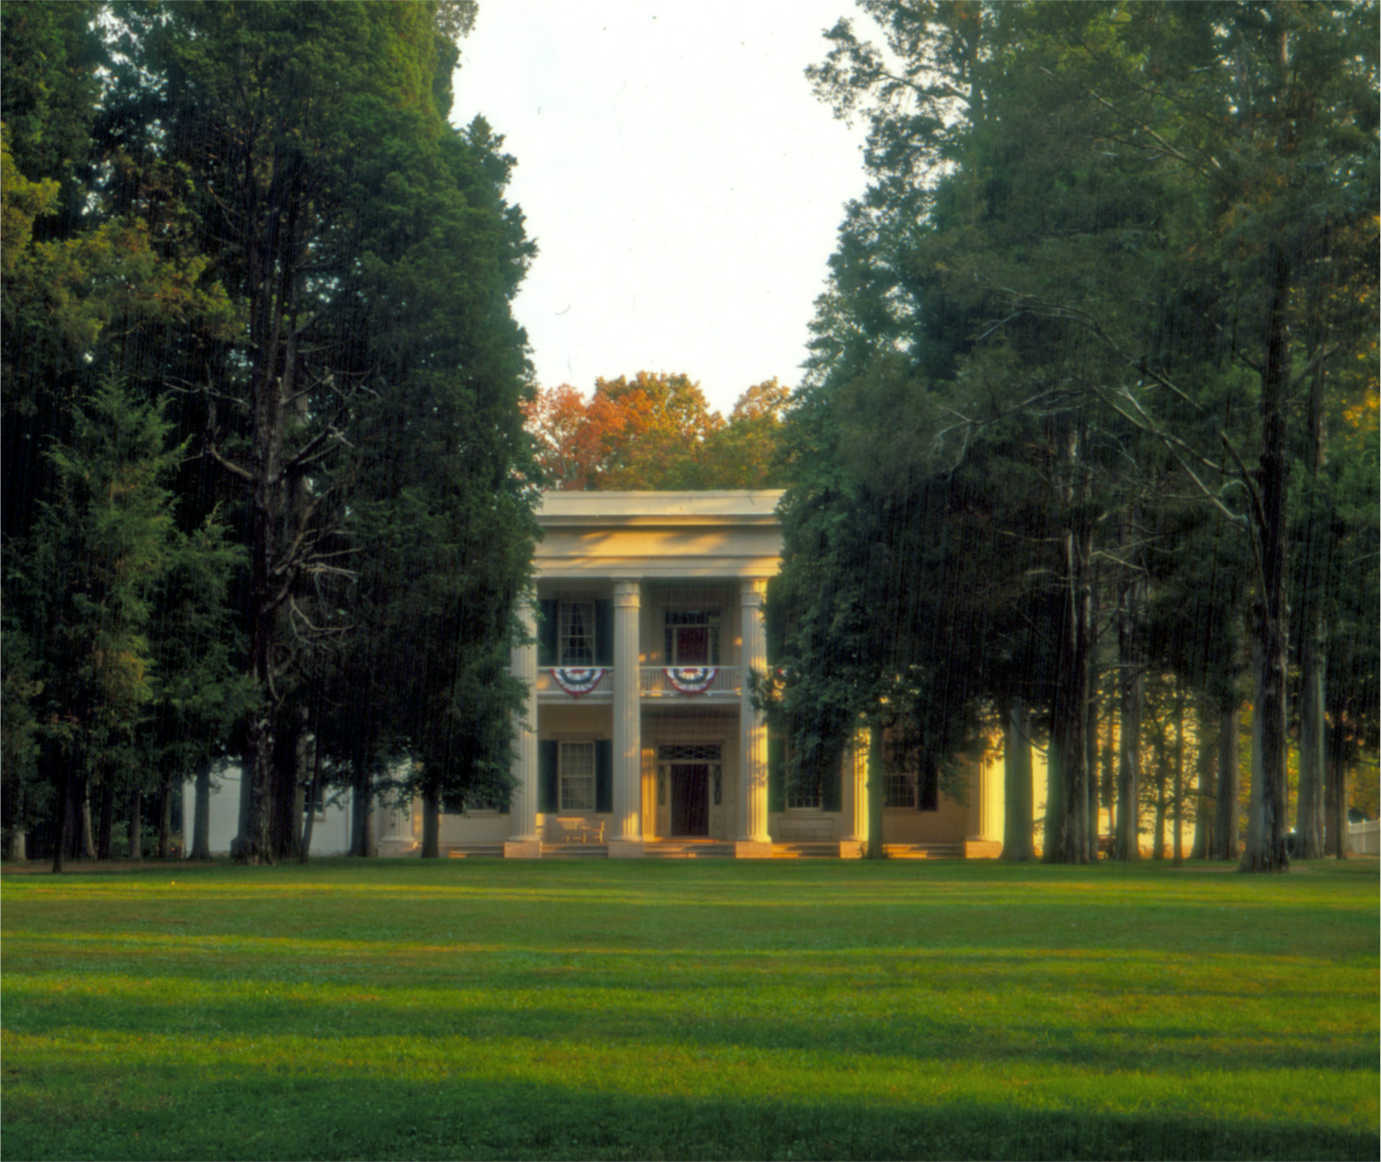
[557,817,606,845]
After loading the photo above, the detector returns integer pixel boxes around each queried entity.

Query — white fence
[639,666,742,698]
[1347,820,1379,856]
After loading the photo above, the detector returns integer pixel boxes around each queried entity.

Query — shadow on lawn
[6,975,1375,1077]
[3,1069,1376,1161]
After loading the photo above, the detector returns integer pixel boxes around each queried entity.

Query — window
[885,772,915,808]
[664,609,719,665]
[559,741,596,811]
[783,738,820,809]
[559,601,595,665]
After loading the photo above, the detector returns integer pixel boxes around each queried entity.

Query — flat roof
[537,490,784,528]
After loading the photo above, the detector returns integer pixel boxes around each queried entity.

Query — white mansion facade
[445,490,1003,859]
[186,491,1005,858]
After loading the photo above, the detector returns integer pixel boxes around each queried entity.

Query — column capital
[613,579,641,607]
[740,576,769,607]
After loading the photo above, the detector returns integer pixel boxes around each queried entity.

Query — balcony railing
[640,665,741,698]
[536,665,744,700]
[535,667,613,699]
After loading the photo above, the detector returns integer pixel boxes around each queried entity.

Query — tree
[327,116,540,858]
[525,373,790,490]
[12,380,181,872]
[97,1,532,863]
[788,0,1377,869]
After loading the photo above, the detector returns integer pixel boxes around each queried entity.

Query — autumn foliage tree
[527,373,790,490]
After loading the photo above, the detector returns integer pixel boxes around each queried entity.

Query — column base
[963,838,1003,860]
[838,839,867,859]
[607,838,646,859]
[734,839,774,860]
[503,838,542,859]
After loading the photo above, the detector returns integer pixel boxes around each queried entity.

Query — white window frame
[559,740,596,812]
[665,609,720,665]
[559,601,596,666]
[884,771,915,809]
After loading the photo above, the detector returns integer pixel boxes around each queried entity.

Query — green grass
[2,858,1376,1160]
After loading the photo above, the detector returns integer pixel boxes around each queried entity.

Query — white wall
[181,763,356,857]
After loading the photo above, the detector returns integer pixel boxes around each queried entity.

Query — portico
[502,491,783,858]
[454,489,1003,860]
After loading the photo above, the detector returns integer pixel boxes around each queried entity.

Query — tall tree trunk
[350,757,376,858]
[1172,687,1185,866]
[1326,718,1348,859]
[421,783,441,859]
[191,760,213,860]
[1240,243,1291,873]
[50,742,68,874]
[299,727,323,864]
[866,726,885,860]
[1214,703,1241,859]
[156,775,172,858]
[1116,576,1144,861]
[96,774,115,861]
[1191,698,1216,860]
[270,709,302,861]
[128,789,143,862]
[1100,687,1116,846]
[79,780,96,860]
[1002,698,1034,861]
[1086,677,1101,856]
[1151,768,1166,861]
[1047,527,1090,864]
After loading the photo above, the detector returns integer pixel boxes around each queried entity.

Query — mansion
[436,490,1003,859]
[186,491,1005,858]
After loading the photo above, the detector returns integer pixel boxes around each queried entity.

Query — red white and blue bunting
[665,666,718,694]
[552,666,606,697]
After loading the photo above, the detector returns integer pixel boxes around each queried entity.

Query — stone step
[771,842,840,859]
[539,843,609,858]
[445,844,504,859]
[883,843,965,860]
[644,841,734,859]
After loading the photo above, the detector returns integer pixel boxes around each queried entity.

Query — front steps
[539,843,609,859]
[643,840,734,859]
[476,840,977,860]
[884,843,965,859]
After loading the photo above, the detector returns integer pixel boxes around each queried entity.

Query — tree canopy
[2,0,539,863]
[770,0,1378,866]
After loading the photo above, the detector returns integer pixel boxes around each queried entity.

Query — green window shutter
[821,759,841,812]
[539,740,559,813]
[918,754,938,812]
[768,729,785,813]
[595,740,613,813]
[594,599,613,666]
[538,600,558,667]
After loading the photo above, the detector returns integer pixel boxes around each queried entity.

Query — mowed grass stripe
[2,859,1376,1160]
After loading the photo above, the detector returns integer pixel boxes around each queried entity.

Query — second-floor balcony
[535,666,744,702]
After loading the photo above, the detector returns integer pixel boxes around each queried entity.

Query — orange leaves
[525,373,790,490]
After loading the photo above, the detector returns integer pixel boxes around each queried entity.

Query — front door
[670,762,710,836]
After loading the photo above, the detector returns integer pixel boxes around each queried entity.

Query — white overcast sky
[452,2,869,415]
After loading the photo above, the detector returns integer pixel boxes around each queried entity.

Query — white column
[503,600,542,859]
[608,579,644,856]
[736,577,772,856]
[964,753,1004,858]
[840,728,870,858]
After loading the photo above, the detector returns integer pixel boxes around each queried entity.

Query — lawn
[2,858,1376,1161]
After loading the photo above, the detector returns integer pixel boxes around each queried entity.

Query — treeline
[2,1,538,866]
[526,372,791,490]
[769,0,1378,868]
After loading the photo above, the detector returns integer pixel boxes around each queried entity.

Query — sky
[452,2,869,415]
